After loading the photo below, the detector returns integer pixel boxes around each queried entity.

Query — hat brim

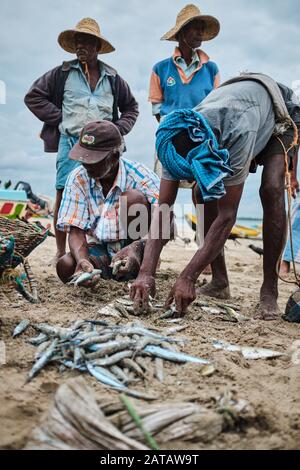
[161,15,220,42]
[69,142,112,164]
[58,29,115,54]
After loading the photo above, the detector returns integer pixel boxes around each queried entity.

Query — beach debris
[68,269,102,287]
[25,378,148,450]
[24,318,210,395]
[25,378,224,449]
[200,364,216,377]
[248,244,264,257]
[12,319,30,338]
[222,306,249,322]
[212,338,285,360]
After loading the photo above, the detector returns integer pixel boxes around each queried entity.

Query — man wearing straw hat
[149,4,220,126]
[149,4,220,272]
[24,18,139,264]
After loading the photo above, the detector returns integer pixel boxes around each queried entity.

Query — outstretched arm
[130,178,179,312]
[166,183,244,314]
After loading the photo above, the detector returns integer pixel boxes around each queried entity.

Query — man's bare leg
[280,260,290,276]
[53,189,67,263]
[196,196,230,299]
[255,153,286,320]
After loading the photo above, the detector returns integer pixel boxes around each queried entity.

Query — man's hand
[291,176,299,198]
[130,273,156,314]
[111,241,144,281]
[165,276,196,316]
[74,259,100,287]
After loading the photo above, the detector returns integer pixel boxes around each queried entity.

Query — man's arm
[114,75,139,135]
[24,67,62,126]
[130,178,179,311]
[69,226,90,267]
[165,184,244,314]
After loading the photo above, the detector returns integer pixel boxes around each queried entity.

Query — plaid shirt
[57,157,160,242]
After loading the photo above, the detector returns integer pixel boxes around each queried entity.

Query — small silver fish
[212,339,285,360]
[27,333,48,346]
[143,345,210,365]
[12,319,30,338]
[26,339,58,382]
[68,269,102,286]
[90,350,133,367]
[86,339,136,360]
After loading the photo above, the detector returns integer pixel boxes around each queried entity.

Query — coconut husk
[25,377,147,450]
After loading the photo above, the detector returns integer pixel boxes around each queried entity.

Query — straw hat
[161,4,220,42]
[58,18,115,55]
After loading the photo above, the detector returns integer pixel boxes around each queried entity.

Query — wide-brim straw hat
[58,17,115,55]
[161,4,220,42]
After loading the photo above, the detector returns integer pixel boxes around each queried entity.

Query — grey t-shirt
[162,80,276,186]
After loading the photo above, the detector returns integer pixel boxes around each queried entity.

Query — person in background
[280,151,300,275]
[149,4,220,272]
[24,18,138,264]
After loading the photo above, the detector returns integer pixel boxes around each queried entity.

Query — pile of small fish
[14,318,211,400]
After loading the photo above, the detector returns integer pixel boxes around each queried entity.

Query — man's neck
[178,43,194,66]
[97,163,120,197]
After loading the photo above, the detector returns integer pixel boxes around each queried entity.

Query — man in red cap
[56,120,159,285]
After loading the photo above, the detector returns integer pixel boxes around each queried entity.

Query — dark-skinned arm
[130,178,179,312]
[291,150,299,197]
[68,227,101,286]
[165,183,244,315]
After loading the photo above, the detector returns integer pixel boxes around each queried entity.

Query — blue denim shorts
[56,134,81,190]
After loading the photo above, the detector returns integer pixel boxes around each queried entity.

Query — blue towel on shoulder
[156,109,233,202]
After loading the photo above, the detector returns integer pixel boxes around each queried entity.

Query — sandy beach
[0,227,300,450]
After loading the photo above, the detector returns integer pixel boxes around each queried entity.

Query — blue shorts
[56,134,81,190]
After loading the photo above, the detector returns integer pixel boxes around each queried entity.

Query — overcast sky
[1,0,300,217]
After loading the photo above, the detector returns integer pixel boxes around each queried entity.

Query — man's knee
[121,189,149,209]
[259,180,285,203]
[56,253,76,283]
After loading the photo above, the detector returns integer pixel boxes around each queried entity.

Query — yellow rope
[275,119,300,287]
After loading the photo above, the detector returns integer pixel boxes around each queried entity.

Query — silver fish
[90,350,133,367]
[85,339,136,360]
[12,319,31,338]
[87,363,156,400]
[121,358,145,378]
[79,332,116,347]
[143,345,210,365]
[97,304,121,318]
[27,333,48,346]
[26,339,58,382]
[212,339,285,359]
[73,347,84,366]
[87,363,125,388]
[32,323,74,340]
[68,269,102,286]
[110,365,129,383]
[61,359,87,372]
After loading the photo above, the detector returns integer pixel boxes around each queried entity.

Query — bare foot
[279,261,290,277]
[197,281,231,299]
[253,297,280,321]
